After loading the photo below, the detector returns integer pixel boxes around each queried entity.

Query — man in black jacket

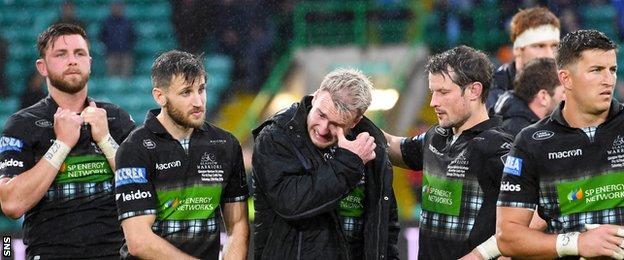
[486,7,560,109]
[252,68,399,260]
[494,58,564,137]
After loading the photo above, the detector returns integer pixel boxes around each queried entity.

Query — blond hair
[318,68,373,119]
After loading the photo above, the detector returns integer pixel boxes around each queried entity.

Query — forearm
[223,222,249,260]
[0,161,60,218]
[130,231,196,260]
[497,220,558,258]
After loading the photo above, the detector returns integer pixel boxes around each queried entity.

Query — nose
[191,91,205,107]
[544,46,556,59]
[67,53,78,66]
[317,119,330,135]
[429,93,439,108]
[604,70,616,86]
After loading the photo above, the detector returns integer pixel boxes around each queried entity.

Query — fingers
[333,125,346,142]
[89,101,97,108]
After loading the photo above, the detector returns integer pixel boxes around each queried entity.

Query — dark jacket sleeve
[252,126,365,221]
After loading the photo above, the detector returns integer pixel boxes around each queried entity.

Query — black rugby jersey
[0,96,135,259]
[401,117,512,259]
[115,109,249,259]
[498,100,624,235]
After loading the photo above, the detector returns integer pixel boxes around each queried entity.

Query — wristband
[97,133,119,159]
[476,235,501,260]
[44,140,71,170]
[556,232,580,257]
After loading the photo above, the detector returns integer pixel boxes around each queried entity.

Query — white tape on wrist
[476,236,501,260]
[97,133,119,159]
[44,140,70,170]
[556,232,580,257]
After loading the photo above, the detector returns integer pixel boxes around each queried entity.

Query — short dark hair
[425,45,493,103]
[514,58,560,103]
[151,50,205,90]
[556,29,618,69]
[37,23,89,58]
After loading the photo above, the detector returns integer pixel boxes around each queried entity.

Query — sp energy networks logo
[115,168,147,187]
[557,172,624,215]
[0,137,23,153]
[567,188,584,201]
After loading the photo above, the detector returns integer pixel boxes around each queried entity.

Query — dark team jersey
[0,96,135,259]
[115,109,249,259]
[498,100,624,235]
[400,117,512,259]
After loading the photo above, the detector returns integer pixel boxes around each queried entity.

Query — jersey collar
[44,96,94,116]
[550,99,624,127]
[144,108,209,136]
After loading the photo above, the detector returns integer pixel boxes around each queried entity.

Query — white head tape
[513,24,560,49]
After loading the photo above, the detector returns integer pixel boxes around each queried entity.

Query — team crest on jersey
[607,135,624,168]
[447,150,469,178]
[503,156,523,176]
[197,152,223,182]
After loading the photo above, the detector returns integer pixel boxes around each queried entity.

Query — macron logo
[548,149,582,160]
[155,160,181,170]
[115,168,147,187]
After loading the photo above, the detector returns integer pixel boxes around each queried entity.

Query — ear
[35,59,48,77]
[152,87,166,107]
[536,89,550,107]
[558,69,572,91]
[467,82,483,101]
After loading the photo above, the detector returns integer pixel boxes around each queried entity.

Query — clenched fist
[54,107,84,148]
[80,101,110,143]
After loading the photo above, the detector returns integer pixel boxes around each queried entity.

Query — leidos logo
[0,159,23,169]
[500,181,521,192]
[567,188,584,201]
[117,189,152,202]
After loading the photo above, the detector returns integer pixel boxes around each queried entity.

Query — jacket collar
[550,99,623,127]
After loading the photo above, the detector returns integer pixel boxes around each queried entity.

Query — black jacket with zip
[251,95,399,260]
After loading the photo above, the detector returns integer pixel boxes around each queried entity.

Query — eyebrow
[318,108,347,127]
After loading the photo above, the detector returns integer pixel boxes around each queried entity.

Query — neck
[156,110,193,140]
[562,100,609,128]
[49,85,88,112]
[453,104,489,136]
[528,101,547,119]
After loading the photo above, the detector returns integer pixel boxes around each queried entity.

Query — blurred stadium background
[1,0,624,259]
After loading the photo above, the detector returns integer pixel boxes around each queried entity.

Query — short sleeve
[400,132,426,171]
[115,136,158,220]
[222,136,249,203]
[497,137,539,210]
[0,115,36,178]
